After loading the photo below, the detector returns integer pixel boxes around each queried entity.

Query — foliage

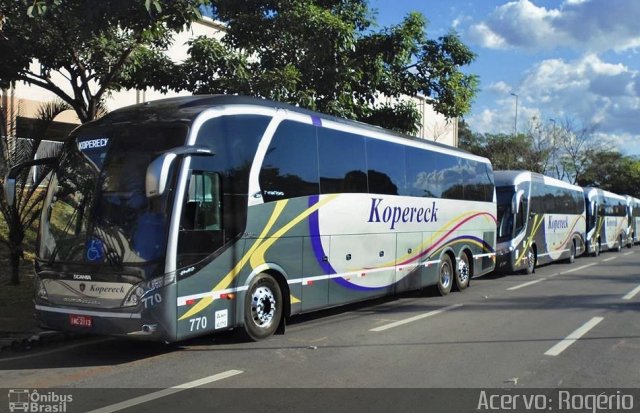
[165,0,478,134]
[0,99,68,284]
[577,151,640,195]
[459,130,543,172]
[0,0,208,123]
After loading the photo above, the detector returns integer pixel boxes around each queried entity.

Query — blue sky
[371,0,640,155]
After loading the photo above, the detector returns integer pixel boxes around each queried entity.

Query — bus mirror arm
[146,145,214,198]
[512,189,525,215]
[4,157,58,207]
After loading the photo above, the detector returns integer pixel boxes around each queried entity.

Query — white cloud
[466,0,640,53]
[470,54,640,154]
[486,81,512,94]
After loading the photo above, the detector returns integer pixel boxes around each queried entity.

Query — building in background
[1,17,458,147]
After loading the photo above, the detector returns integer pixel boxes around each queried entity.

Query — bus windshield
[38,123,187,273]
[496,187,515,242]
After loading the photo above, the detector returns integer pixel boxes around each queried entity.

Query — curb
[0,330,76,353]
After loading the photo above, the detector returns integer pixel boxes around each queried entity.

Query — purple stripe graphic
[311,116,322,127]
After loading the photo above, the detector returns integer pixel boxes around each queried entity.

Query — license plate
[69,314,92,327]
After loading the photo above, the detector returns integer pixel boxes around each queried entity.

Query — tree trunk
[9,248,21,285]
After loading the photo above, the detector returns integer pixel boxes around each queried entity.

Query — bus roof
[96,95,487,163]
[493,170,583,192]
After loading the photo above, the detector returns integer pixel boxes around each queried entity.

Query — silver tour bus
[494,171,586,274]
[6,96,497,342]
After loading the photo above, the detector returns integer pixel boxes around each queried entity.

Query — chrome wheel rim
[457,259,469,284]
[440,261,452,289]
[527,248,535,271]
[250,285,276,328]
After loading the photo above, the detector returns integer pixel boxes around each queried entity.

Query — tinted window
[440,154,464,200]
[259,121,320,202]
[366,139,405,195]
[405,146,441,197]
[318,128,367,194]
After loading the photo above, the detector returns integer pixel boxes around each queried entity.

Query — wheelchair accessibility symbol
[86,238,104,262]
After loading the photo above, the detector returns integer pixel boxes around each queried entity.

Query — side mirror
[512,189,525,214]
[146,145,214,198]
[4,157,58,207]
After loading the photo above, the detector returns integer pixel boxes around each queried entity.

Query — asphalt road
[1,248,639,412]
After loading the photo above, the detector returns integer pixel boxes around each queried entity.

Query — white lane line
[623,251,635,256]
[507,278,546,291]
[602,256,617,262]
[559,263,598,275]
[622,284,640,300]
[370,304,462,332]
[86,370,243,413]
[544,317,604,357]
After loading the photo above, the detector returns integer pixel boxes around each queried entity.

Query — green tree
[0,99,69,284]
[577,151,640,195]
[168,0,478,133]
[0,0,207,123]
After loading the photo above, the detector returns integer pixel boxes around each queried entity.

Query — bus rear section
[495,171,586,274]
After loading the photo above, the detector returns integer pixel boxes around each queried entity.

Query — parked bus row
[4,95,638,342]
[494,172,639,275]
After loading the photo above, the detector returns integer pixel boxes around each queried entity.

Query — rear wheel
[435,255,453,296]
[591,239,600,257]
[243,273,282,341]
[523,246,536,274]
[617,235,623,252]
[454,253,470,291]
[566,240,576,264]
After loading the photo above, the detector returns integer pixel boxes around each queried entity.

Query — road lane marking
[86,370,243,413]
[507,278,546,291]
[370,304,462,332]
[544,317,604,356]
[559,263,597,275]
[602,257,617,262]
[623,251,634,256]
[622,284,640,300]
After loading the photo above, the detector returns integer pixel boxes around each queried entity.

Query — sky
[370,0,640,155]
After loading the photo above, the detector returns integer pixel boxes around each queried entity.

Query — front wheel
[523,246,536,274]
[616,235,623,252]
[591,240,600,257]
[243,273,283,341]
[454,253,470,291]
[435,255,453,296]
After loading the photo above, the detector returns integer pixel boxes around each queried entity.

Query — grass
[0,222,40,334]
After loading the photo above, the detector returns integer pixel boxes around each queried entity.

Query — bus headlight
[35,278,49,302]
[122,277,164,308]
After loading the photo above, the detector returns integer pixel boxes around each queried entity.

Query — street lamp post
[510,92,518,135]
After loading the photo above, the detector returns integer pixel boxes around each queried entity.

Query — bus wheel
[567,241,576,264]
[617,235,623,252]
[436,255,453,296]
[243,273,282,341]
[454,253,470,291]
[591,240,600,257]
[524,246,536,274]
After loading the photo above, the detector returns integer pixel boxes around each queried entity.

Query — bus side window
[181,171,221,231]
[514,198,526,234]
